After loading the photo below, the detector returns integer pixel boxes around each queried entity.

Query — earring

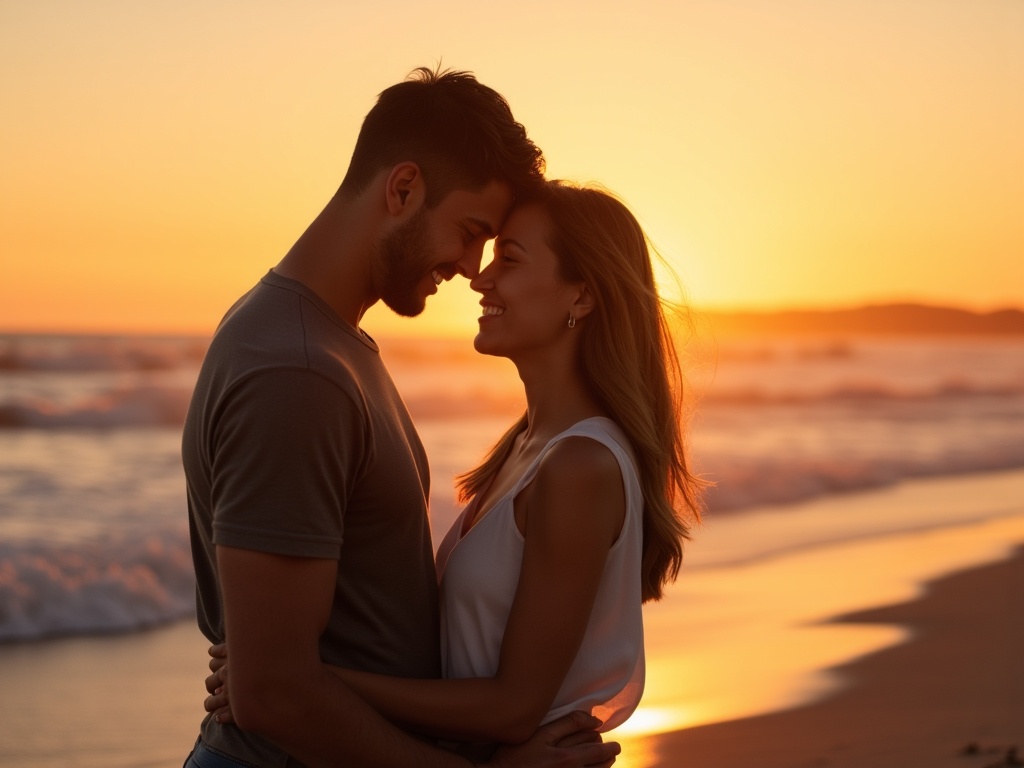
[568,314,576,329]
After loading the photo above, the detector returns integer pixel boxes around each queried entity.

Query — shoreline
[628,545,1024,768]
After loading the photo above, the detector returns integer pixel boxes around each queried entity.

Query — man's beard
[372,208,436,318]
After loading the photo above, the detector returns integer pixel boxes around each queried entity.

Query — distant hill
[700,303,1024,336]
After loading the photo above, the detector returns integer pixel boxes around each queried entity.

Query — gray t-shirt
[182,270,440,765]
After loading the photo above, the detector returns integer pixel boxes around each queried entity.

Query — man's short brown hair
[339,66,545,205]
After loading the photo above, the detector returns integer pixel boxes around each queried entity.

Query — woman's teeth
[432,270,443,285]
[482,305,504,316]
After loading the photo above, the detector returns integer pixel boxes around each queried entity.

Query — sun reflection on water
[611,736,660,768]
[611,706,695,739]
[607,707,700,768]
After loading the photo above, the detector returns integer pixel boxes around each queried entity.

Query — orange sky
[2,0,1022,337]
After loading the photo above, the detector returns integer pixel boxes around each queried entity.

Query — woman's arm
[332,437,626,744]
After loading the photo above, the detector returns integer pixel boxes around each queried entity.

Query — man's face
[373,180,513,317]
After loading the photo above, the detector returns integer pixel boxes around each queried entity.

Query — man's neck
[274,192,381,328]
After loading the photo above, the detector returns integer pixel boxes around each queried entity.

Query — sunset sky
[2,0,1022,337]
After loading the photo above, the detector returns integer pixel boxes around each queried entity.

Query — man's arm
[218,545,472,768]
[210,369,460,765]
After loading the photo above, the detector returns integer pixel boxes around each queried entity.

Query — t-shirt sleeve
[209,368,363,559]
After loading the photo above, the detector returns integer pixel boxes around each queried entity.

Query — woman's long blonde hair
[457,181,703,602]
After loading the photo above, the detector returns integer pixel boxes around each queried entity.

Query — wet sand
[634,545,1024,768]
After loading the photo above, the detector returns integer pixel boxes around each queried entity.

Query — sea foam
[0,532,194,642]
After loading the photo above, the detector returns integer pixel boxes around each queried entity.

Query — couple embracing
[182,66,702,768]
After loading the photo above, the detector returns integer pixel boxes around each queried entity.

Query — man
[182,67,619,767]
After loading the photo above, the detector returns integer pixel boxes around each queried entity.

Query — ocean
[1,330,1022,765]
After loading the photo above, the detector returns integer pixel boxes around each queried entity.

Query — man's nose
[455,246,485,280]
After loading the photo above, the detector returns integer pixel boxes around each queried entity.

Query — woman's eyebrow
[497,236,526,252]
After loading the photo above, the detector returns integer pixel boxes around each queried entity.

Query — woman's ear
[570,284,596,320]
[384,162,426,217]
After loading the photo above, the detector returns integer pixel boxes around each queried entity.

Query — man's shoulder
[210,279,372,376]
[214,276,308,350]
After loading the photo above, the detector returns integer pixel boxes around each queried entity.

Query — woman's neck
[515,357,605,449]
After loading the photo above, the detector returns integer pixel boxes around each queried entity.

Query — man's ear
[384,162,426,217]
[570,284,596,320]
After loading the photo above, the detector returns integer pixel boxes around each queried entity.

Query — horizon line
[1,300,1022,339]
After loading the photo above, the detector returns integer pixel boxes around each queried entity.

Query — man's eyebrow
[467,217,497,238]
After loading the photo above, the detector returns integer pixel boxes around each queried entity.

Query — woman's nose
[469,266,494,293]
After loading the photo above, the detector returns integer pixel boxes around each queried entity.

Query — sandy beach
[627,546,1024,768]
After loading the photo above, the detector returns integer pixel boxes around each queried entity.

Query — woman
[207,181,703,756]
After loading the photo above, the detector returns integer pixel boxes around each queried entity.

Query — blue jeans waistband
[184,738,260,768]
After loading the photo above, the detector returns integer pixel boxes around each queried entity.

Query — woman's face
[469,204,581,361]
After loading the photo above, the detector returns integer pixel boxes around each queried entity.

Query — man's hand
[204,643,234,724]
[487,711,619,768]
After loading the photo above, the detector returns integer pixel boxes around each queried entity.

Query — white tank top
[434,417,645,731]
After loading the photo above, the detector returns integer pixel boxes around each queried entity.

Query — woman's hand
[204,643,235,724]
